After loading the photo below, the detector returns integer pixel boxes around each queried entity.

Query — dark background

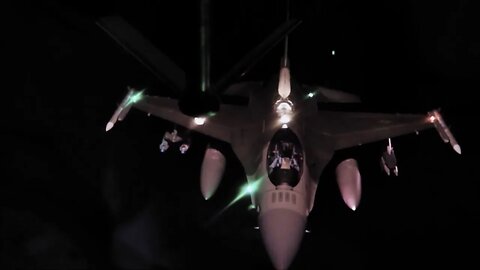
[3,0,479,269]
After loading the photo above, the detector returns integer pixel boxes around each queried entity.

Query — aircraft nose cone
[259,209,306,270]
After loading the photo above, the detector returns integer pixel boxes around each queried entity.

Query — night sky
[3,0,479,269]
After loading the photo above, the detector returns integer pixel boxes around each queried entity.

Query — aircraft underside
[252,127,312,270]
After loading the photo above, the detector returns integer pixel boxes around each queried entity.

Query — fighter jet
[99,3,462,270]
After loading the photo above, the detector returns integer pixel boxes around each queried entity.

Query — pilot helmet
[279,141,294,157]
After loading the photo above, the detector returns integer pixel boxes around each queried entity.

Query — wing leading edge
[134,95,256,143]
[307,109,461,153]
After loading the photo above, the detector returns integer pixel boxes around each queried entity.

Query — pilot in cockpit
[269,141,300,173]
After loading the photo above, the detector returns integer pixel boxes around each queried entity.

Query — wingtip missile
[105,106,123,132]
[428,110,461,154]
[105,88,139,132]
[453,144,461,155]
[106,122,114,132]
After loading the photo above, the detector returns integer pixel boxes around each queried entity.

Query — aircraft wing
[132,95,252,143]
[310,110,456,151]
[134,95,265,207]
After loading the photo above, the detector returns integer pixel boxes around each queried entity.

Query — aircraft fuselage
[228,95,318,269]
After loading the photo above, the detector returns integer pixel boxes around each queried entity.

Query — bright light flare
[238,179,261,199]
[204,178,263,227]
[304,90,319,100]
[194,117,206,125]
[275,99,294,125]
[226,178,262,210]
[279,114,291,124]
[429,115,436,123]
[276,101,292,113]
[125,90,145,106]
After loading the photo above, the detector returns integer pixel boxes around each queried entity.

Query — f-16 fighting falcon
[100,2,461,269]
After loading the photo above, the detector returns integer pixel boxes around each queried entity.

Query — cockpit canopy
[266,128,304,187]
